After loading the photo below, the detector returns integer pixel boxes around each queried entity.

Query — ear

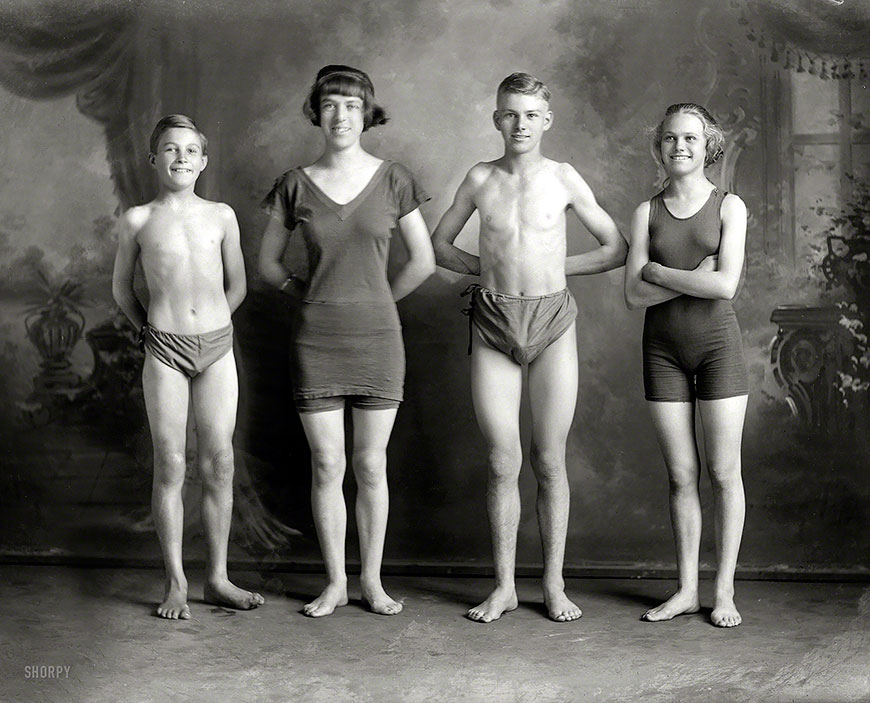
[148,153,156,167]
[492,110,501,131]
[200,154,208,171]
[543,110,553,131]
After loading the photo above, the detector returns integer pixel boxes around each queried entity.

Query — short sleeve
[260,170,301,232]
[388,162,430,218]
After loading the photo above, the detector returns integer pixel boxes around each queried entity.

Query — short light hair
[149,114,208,155]
[653,103,725,166]
[497,72,551,103]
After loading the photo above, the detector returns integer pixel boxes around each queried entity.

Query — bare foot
[361,581,403,616]
[711,594,742,627]
[302,581,348,618]
[642,589,700,622]
[466,586,518,623]
[157,581,190,620]
[204,578,264,611]
[544,588,582,622]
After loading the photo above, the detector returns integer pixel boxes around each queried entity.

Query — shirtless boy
[112,114,263,619]
[432,73,627,623]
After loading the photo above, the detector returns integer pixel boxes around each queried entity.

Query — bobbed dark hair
[302,65,388,132]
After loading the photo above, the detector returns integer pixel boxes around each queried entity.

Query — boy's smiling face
[493,92,552,154]
[151,127,207,189]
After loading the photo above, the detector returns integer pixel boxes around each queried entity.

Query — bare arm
[641,194,747,300]
[390,208,436,301]
[111,209,147,329]
[624,201,684,309]
[563,165,627,275]
[431,168,482,276]
[257,214,294,289]
[220,204,247,313]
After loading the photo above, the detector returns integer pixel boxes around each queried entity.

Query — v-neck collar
[298,161,389,221]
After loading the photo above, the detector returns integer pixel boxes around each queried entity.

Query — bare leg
[527,323,581,622]
[352,406,401,615]
[299,407,349,617]
[192,351,264,610]
[142,354,191,620]
[699,395,748,628]
[642,401,702,622]
[466,332,522,623]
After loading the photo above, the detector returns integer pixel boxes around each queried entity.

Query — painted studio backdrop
[0,0,868,574]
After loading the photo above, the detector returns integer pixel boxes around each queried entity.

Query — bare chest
[477,172,568,235]
[139,211,223,260]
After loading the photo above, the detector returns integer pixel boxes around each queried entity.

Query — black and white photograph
[0,0,868,701]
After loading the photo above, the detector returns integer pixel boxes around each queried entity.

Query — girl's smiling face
[319,93,365,148]
[659,112,707,174]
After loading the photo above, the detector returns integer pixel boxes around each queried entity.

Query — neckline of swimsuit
[660,187,718,222]
[298,160,390,221]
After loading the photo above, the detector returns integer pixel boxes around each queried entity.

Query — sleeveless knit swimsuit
[642,188,748,402]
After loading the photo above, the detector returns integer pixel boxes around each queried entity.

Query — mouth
[171,166,192,173]
[669,154,691,161]
[332,126,351,134]
[511,134,530,141]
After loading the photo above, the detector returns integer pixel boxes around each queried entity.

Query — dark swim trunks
[461,284,578,365]
[143,323,233,379]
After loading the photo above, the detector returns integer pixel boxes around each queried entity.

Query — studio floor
[1,566,868,703]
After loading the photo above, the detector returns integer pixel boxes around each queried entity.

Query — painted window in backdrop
[779,72,870,271]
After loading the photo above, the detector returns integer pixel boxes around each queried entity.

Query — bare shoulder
[196,199,238,226]
[554,161,598,207]
[213,200,238,221]
[466,161,496,186]
[122,204,152,228]
[634,199,652,219]
[721,192,747,218]
[119,204,153,240]
[554,161,587,187]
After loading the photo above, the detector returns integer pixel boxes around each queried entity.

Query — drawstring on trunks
[460,284,482,355]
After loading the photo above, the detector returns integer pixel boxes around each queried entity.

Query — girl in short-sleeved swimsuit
[258,64,434,618]
[262,161,428,410]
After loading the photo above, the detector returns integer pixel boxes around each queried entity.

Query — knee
[310,448,346,486]
[487,444,522,484]
[153,451,187,490]
[708,460,743,491]
[529,444,566,484]
[667,466,700,495]
[199,448,235,487]
[352,448,387,489]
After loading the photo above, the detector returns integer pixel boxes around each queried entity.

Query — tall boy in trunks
[432,73,627,623]
[112,114,263,619]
